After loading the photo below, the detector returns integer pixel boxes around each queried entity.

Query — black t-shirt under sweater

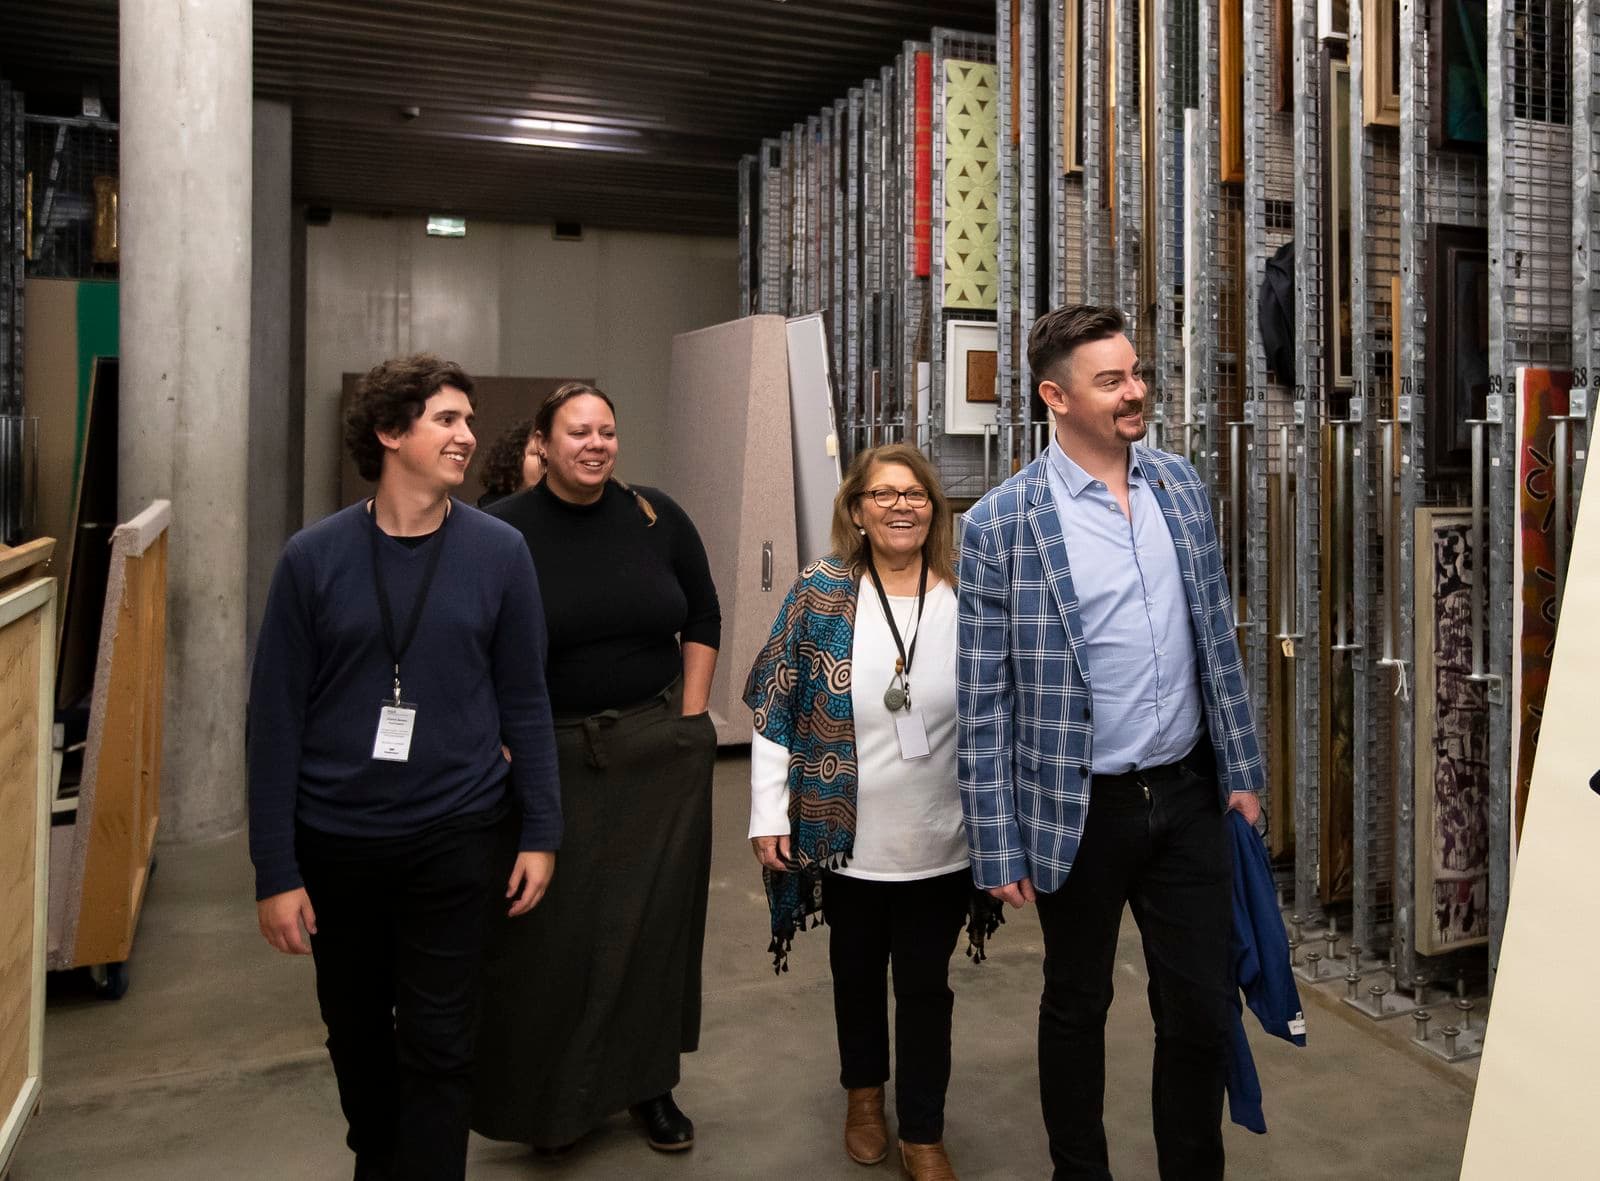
[491,480,722,715]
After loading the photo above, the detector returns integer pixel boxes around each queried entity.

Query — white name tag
[1288,1012,1307,1037]
[895,708,931,761]
[372,702,417,762]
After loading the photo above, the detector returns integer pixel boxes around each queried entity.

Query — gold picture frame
[1063,0,1082,174]
[1363,0,1401,127]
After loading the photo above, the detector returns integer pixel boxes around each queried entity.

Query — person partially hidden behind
[477,416,542,509]
[247,353,562,1181]
[956,305,1266,1180]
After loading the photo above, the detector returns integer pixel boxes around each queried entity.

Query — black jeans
[1034,743,1234,1181]
[298,806,504,1181]
[824,868,970,1144]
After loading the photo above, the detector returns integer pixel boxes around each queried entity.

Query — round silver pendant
[883,685,908,712]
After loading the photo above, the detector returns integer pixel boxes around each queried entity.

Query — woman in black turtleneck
[471,382,721,1158]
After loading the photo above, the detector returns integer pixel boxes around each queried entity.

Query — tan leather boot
[844,1086,888,1165]
[898,1139,958,1181]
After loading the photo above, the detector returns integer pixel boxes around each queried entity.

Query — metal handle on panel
[1376,418,1400,669]
[762,541,774,592]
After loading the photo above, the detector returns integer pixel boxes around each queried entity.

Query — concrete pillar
[120,0,253,841]
[247,99,301,665]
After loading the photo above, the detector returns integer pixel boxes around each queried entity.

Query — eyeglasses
[860,487,930,509]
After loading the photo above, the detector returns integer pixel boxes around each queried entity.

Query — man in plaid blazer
[957,305,1265,1180]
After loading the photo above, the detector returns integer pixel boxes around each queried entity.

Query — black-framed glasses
[860,487,930,509]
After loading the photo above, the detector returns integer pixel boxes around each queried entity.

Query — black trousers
[1033,743,1234,1181]
[823,868,970,1144]
[298,806,503,1181]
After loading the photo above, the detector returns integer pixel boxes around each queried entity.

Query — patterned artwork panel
[942,59,998,310]
[1413,509,1490,954]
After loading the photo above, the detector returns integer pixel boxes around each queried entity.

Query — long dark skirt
[470,690,717,1147]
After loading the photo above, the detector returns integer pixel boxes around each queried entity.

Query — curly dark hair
[481,417,537,497]
[344,353,476,482]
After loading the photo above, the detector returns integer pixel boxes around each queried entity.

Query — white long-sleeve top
[749,579,968,881]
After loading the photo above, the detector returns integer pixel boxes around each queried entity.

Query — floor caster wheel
[90,960,129,1000]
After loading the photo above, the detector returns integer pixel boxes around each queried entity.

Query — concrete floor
[11,752,1474,1179]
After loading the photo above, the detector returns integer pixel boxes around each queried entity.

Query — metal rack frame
[1347,0,1404,958]
[1290,0,1325,921]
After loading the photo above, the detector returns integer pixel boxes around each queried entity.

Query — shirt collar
[1048,438,1143,498]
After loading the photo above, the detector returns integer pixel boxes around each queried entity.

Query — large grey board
[785,313,843,567]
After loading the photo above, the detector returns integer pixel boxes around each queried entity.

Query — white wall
[303,215,739,523]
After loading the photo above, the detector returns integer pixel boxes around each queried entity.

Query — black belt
[1093,736,1214,792]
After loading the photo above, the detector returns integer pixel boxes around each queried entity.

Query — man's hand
[751,834,792,873]
[507,851,555,917]
[988,876,1037,909]
[1227,790,1263,826]
[258,888,317,955]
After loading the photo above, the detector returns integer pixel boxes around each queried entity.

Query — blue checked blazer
[956,444,1265,893]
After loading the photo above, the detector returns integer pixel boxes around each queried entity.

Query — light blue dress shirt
[1044,438,1205,774]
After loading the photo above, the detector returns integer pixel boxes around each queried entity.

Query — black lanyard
[864,550,928,681]
[368,501,449,704]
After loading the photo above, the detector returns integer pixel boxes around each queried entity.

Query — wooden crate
[47,501,169,978]
[0,577,57,1175]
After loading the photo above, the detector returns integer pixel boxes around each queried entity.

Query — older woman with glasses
[744,443,998,1181]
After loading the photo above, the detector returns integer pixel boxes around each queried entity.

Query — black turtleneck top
[490,480,721,715]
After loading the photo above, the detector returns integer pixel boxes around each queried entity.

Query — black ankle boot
[628,1092,694,1152]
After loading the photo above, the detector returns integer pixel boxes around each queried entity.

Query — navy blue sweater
[247,499,562,900]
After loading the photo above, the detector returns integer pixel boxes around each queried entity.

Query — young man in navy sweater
[248,354,562,1181]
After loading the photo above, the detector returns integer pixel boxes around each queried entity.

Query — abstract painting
[1510,367,1573,852]
[1413,507,1490,955]
[942,59,999,309]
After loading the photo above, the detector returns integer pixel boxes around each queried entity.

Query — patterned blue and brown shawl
[743,555,1001,972]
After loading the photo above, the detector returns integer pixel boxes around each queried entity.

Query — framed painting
[1063,0,1083,174]
[1424,224,1489,478]
[943,319,1001,435]
[1429,0,1487,153]
[1323,53,1353,398]
[1363,0,1401,127]
[1413,507,1490,955]
[1220,0,1245,183]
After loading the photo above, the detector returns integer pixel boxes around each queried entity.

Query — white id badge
[372,702,417,762]
[895,708,931,760]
